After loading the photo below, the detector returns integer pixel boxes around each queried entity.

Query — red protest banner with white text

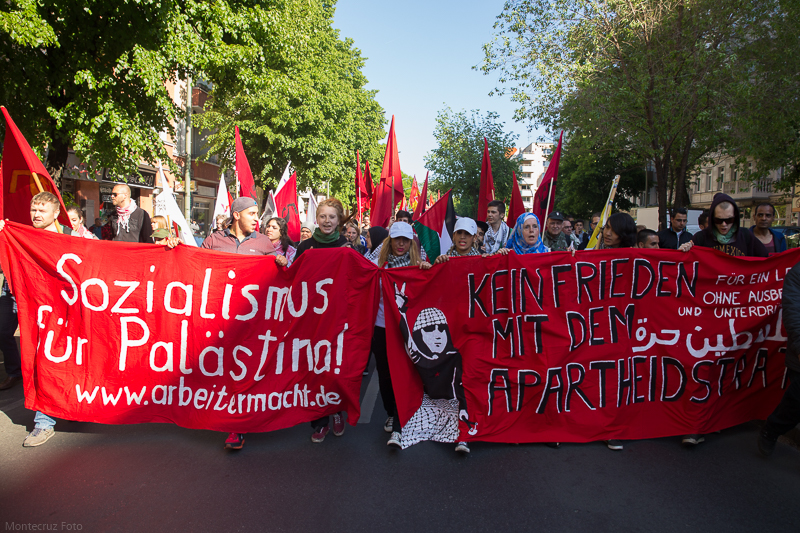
[381,248,800,444]
[0,223,379,432]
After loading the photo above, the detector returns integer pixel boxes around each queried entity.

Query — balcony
[721,179,774,199]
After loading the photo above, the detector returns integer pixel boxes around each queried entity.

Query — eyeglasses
[715,217,736,225]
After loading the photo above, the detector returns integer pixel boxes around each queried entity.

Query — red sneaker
[224,432,245,450]
[311,426,330,443]
[333,412,345,437]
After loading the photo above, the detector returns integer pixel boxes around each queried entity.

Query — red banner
[0,223,379,432]
[382,248,799,444]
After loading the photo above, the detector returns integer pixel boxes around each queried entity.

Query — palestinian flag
[413,190,456,258]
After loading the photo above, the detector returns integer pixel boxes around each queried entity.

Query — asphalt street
[1,359,799,533]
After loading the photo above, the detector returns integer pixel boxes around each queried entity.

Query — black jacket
[657,227,693,249]
[691,193,767,257]
[783,262,800,372]
[111,207,153,243]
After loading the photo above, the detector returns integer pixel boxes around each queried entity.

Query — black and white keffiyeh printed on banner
[1,220,799,444]
[381,249,800,444]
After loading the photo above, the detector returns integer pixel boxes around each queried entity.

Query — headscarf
[368,226,388,253]
[507,213,550,255]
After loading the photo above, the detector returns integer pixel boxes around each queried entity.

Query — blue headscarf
[506,213,550,254]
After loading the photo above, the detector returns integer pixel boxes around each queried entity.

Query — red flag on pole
[235,126,258,201]
[0,106,70,227]
[371,116,404,228]
[355,151,370,222]
[412,171,429,221]
[477,137,495,222]
[506,171,525,225]
[273,171,301,241]
[531,131,564,222]
[364,160,374,200]
[408,177,420,214]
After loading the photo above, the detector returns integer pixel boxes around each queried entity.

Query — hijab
[507,213,550,255]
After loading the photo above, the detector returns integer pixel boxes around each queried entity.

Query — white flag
[212,172,231,222]
[276,161,293,195]
[156,163,198,246]
[305,189,317,225]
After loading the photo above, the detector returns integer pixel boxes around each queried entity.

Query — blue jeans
[34,411,56,430]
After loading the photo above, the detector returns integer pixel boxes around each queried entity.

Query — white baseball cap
[454,217,477,235]
[389,221,414,240]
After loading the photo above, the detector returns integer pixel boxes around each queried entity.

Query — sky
[332,0,548,183]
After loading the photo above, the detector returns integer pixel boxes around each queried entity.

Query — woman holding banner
[599,213,637,250]
[264,216,297,266]
[496,213,550,256]
[294,198,349,442]
[373,222,432,447]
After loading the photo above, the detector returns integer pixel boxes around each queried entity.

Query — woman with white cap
[299,219,315,242]
[433,218,481,263]
[373,221,431,445]
[294,198,349,443]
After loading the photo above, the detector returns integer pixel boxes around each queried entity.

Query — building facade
[515,142,555,211]
[59,77,225,238]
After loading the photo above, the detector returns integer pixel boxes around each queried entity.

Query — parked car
[771,226,800,237]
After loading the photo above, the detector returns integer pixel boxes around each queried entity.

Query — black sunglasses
[715,217,736,225]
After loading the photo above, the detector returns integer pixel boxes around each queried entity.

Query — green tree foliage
[424,108,520,218]
[0,0,385,198]
[480,0,799,229]
[197,2,387,200]
[555,135,647,220]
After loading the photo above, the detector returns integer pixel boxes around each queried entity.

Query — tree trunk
[45,137,70,189]
[655,156,670,230]
[674,130,694,210]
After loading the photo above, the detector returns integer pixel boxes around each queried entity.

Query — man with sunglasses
[679,193,767,258]
[110,184,152,243]
[678,192,767,447]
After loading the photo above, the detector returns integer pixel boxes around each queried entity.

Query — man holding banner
[0,192,77,446]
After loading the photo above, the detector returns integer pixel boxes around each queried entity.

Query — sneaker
[362,370,370,376]
[455,441,470,454]
[332,412,345,437]
[23,427,55,447]
[545,442,561,449]
[384,416,394,433]
[758,430,777,457]
[311,425,330,443]
[0,375,22,390]
[682,434,705,446]
[224,432,245,450]
[605,439,624,451]
[387,431,402,448]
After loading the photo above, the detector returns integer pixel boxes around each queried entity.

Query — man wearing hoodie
[679,193,768,447]
[679,193,768,258]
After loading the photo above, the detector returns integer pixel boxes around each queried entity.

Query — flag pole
[544,180,554,219]
[392,175,395,222]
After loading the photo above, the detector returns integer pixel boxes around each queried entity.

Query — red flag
[412,172,429,221]
[477,137,495,222]
[235,126,258,201]
[274,172,301,241]
[408,177,420,214]
[371,116,404,228]
[364,160,374,199]
[0,107,70,227]
[532,131,563,222]
[506,171,525,225]
[355,151,370,221]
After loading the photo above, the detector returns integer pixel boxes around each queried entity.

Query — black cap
[547,211,565,221]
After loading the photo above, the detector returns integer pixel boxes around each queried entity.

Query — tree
[0,0,385,197]
[480,0,799,229]
[424,108,520,218]
[195,2,387,201]
[555,135,647,220]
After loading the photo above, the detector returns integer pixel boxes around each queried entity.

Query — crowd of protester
[0,189,796,459]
